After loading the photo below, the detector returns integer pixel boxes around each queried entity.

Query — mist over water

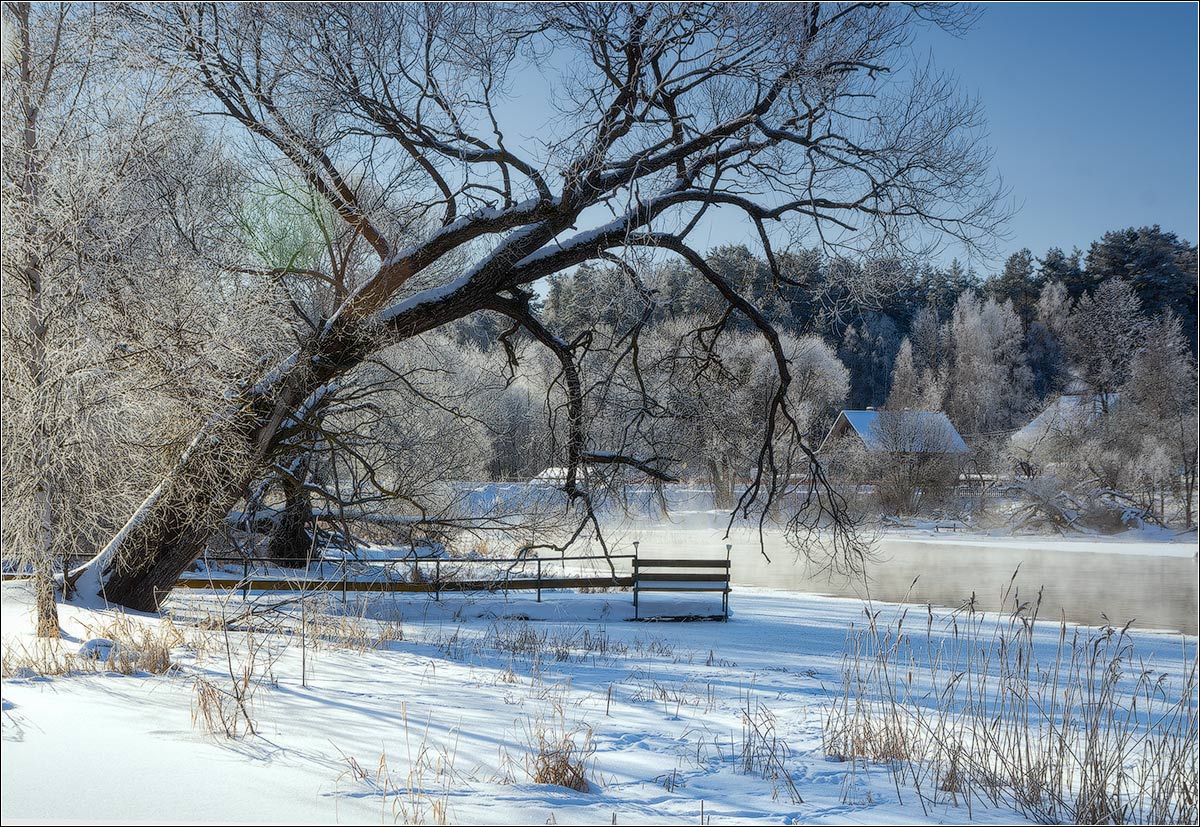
[611,525,1197,636]
[466,484,1198,635]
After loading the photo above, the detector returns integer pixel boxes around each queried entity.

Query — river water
[570,522,1198,635]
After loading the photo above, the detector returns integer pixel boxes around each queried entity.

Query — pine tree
[1038,247,1086,297]
[1066,279,1145,403]
[986,249,1041,324]
[1086,226,1198,346]
[886,338,920,410]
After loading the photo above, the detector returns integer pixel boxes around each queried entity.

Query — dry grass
[302,599,404,652]
[85,614,185,674]
[192,674,255,738]
[523,711,595,792]
[427,622,636,668]
[1,612,186,677]
[823,573,1198,824]
[334,705,459,825]
[189,598,285,738]
[1,638,80,677]
[738,694,803,804]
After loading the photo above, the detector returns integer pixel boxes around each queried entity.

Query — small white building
[1010,392,1119,452]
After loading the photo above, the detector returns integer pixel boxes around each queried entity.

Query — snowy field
[2,577,1195,825]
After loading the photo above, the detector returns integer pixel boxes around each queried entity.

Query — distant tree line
[463,225,1195,527]
[530,225,1196,419]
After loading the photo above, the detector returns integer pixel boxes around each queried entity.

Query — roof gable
[1011,393,1119,449]
[821,410,969,454]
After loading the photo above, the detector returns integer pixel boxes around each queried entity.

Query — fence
[5,548,739,612]
[173,551,637,602]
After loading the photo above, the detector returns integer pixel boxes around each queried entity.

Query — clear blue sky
[502,4,1198,275]
[915,2,1198,268]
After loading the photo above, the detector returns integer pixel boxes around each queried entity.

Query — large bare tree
[53,2,1004,611]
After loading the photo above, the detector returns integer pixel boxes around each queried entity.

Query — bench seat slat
[635,573,730,583]
[633,559,730,568]
[638,583,729,590]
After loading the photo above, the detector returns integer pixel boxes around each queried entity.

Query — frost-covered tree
[944,292,1031,436]
[886,339,921,411]
[636,321,847,511]
[1122,313,1199,527]
[1065,279,1145,405]
[1035,279,1072,340]
[1,2,292,633]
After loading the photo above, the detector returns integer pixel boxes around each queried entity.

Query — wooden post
[724,543,732,621]
[632,541,640,620]
[435,559,441,601]
[242,556,249,602]
[536,559,542,603]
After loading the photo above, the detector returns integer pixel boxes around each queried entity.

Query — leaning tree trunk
[78,416,269,612]
[71,336,351,612]
[69,230,552,611]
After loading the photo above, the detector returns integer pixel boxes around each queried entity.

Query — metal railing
[177,551,637,602]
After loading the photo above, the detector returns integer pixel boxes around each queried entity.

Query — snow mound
[77,638,126,661]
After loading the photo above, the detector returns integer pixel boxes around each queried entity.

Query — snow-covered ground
[2,579,1195,825]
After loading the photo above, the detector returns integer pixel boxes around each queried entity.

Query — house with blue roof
[818,409,970,456]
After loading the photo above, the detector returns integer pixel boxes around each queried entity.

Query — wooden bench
[632,546,731,621]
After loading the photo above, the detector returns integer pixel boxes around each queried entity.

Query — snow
[373,221,555,326]
[379,197,559,269]
[75,637,121,660]
[249,349,300,396]
[3,577,1194,824]
[509,205,654,274]
[373,272,475,324]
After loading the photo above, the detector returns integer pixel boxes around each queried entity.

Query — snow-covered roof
[1010,393,1119,450]
[531,466,598,483]
[819,410,969,454]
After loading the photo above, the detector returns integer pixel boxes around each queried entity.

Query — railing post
[435,559,441,601]
[536,559,542,603]
[632,541,640,620]
[242,556,249,602]
[724,543,732,621]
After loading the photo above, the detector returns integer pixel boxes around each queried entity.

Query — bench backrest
[633,558,731,583]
